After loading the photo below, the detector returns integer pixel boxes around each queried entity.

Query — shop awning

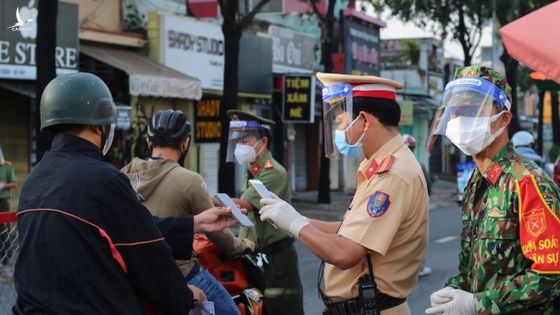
[0,80,36,98]
[500,1,560,84]
[80,44,202,100]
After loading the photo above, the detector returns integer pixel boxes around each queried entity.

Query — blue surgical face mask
[334,118,365,158]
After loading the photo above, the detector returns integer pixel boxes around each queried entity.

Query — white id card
[248,179,273,199]
[215,193,254,227]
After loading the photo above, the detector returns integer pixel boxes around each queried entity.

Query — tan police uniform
[324,134,429,315]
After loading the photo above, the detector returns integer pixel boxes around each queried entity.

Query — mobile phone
[249,179,273,199]
[215,193,254,227]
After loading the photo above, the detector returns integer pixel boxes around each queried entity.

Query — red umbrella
[500,1,560,84]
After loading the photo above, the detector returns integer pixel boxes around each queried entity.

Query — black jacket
[14,134,192,314]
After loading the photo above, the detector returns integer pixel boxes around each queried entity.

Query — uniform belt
[322,293,405,315]
[261,237,294,255]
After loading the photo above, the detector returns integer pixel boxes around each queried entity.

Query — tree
[217,0,272,195]
[35,0,58,163]
[306,0,337,203]
[373,0,491,66]
[495,0,556,135]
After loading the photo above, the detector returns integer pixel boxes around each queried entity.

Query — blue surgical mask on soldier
[334,117,365,158]
[234,141,260,165]
[445,112,505,156]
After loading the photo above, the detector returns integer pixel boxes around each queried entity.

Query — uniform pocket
[475,218,519,276]
[477,218,518,240]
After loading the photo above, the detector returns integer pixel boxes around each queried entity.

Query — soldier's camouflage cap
[454,65,512,103]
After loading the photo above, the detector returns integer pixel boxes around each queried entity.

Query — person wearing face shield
[258,73,429,315]
[14,73,240,314]
[425,66,560,315]
[225,110,304,315]
[121,109,255,315]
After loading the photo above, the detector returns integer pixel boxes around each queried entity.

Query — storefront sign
[195,98,221,143]
[160,15,224,90]
[282,75,315,123]
[343,18,380,76]
[116,105,132,130]
[270,26,315,74]
[0,0,78,80]
[399,100,413,125]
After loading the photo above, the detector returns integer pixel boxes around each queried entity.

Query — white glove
[429,287,455,306]
[259,195,309,238]
[425,288,476,315]
[0,182,5,190]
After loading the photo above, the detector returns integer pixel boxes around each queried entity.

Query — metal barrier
[0,212,17,314]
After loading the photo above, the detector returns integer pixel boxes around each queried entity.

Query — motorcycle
[193,234,265,315]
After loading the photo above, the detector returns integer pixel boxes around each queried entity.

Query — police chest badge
[366,191,391,218]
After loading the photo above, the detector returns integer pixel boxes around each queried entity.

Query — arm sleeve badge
[366,191,391,218]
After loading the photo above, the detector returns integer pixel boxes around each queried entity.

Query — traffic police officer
[259,73,429,315]
[425,65,560,314]
[226,110,304,315]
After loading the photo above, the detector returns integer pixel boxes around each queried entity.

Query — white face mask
[234,142,258,165]
[102,124,116,156]
[445,112,505,156]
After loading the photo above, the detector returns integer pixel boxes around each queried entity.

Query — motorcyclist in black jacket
[14,73,233,314]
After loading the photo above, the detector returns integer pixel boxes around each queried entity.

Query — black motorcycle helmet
[147,110,191,147]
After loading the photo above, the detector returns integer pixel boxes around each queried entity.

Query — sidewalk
[291,177,458,219]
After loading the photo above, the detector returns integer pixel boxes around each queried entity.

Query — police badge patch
[366,191,391,218]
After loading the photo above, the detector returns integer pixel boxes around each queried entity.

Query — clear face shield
[227,121,266,165]
[426,78,510,153]
[322,83,364,159]
[102,123,116,156]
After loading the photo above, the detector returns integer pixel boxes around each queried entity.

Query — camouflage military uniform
[239,151,304,315]
[447,144,560,314]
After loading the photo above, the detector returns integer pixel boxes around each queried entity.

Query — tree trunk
[551,91,560,146]
[500,49,521,136]
[537,90,545,156]
[218,22,242,196]
[34,1,58,163]
[317,3,337,204]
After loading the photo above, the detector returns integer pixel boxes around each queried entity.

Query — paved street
[292,179,463,314]
[0,180,462,315]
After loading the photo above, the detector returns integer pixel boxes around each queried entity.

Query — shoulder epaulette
[250,163,261,176]
[264,160,274,169]
[363,155,395,180]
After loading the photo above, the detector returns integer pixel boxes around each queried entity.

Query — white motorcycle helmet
[511,131,535,148]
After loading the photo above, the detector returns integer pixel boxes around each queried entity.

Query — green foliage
[403,39,420,65]
[374,0,492,65]
[131,103,153,159]
[124,4,146,34]
[494,0,556,27]
[517,65,534,93]
[549,144,560,163]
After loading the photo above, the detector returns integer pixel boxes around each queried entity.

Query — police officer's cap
[317,72,403,101]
